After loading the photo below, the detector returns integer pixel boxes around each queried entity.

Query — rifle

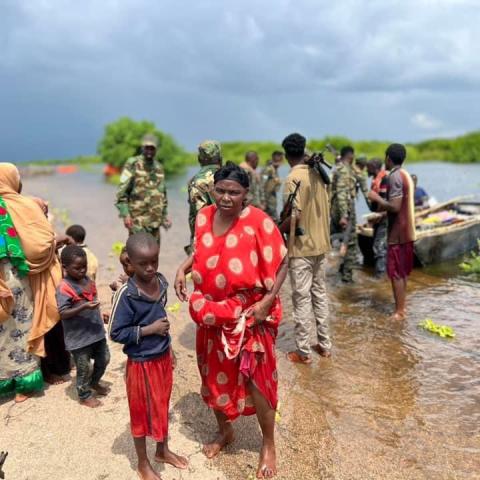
[305,144,335,185]
[279,180,304,237]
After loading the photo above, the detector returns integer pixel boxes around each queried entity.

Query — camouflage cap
[356,153,368,164]
[198,140,222,162]
[142,134,159,148]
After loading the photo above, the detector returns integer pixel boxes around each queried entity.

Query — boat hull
[414,220,480,265]
[358,219,480,266]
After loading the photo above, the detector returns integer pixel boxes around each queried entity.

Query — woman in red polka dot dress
[175,162,288,479]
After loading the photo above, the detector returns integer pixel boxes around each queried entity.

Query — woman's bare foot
[14,392,32,403]
[256,443,277,479]
[44,374,67,385]
[91,383,109,396]
[137,461,162,480]
[154,447,188,469]
[203,426,234,459]
[80,397,102,408]
[390,311,406,321]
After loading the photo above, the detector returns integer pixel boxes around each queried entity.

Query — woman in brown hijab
[0,163,69,401]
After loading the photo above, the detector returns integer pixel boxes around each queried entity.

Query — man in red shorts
[368,144,416,320]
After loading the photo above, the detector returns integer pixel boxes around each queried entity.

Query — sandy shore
[1,170,479,480]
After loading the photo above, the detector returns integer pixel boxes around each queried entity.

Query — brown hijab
[0,163,62,356]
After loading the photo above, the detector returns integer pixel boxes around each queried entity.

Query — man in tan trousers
[280,133,332,364]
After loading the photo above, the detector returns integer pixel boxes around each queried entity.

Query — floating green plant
[111,242,124,257]
[167,302,181,313]
[459,241,480,274]
[419,319,455,338]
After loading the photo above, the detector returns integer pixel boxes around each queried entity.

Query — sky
[1,0,479,161]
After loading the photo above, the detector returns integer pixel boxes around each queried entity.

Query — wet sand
[1,168,479,480]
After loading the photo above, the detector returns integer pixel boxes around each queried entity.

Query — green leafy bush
[97,117,191,175]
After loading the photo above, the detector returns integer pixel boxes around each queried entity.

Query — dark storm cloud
[1,0,479,161]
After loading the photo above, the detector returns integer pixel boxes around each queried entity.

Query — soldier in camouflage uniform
[239,151,265,209]
[354,153,370,206]
[185,140,222,254]
[115,134,171,244]
[330,146,358,282]
[261,150,284,221]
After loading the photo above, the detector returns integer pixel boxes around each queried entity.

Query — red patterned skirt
[195,297,281,421]
[126,352,172,441]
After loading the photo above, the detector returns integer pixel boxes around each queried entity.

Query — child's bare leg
[133,437,161,480]
[203,409,234,458]
[154,439,188,469]
[391,277,407,319]
[249,382,276,479]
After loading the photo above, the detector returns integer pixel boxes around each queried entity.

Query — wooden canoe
[357,197,480,266]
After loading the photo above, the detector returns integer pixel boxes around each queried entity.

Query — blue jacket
[109,273,171,361]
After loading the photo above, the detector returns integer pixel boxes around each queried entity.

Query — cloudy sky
[1,0,479,161]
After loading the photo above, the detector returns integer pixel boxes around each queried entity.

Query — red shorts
[387,242,414,279]
[126,352,172,441]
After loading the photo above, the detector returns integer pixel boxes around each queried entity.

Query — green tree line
[221,131,480,165]
[24,117,480,173]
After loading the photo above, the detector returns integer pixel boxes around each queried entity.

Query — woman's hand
[174,268,188,302]
[248,298,272,324]
[55,234,73,250]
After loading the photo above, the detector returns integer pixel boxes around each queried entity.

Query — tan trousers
[289,255,331,356]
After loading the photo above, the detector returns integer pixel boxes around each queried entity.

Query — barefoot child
[109,233,188,480]
[65,224,99,281]
[56,245,110,408]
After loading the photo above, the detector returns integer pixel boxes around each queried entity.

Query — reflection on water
[23,164,480,479]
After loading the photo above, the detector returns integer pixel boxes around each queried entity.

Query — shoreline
[0,170,478,480]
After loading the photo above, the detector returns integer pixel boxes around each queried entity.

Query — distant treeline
[221,131,480,165]
[23,117,480,173]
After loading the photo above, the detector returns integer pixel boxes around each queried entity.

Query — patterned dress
[0,260,43,395]
[190,204,286,420]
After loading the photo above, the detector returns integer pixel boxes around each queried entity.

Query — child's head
[119,246,135,277]
[126,233,159,282]
[66,224,86,245]
[61,245,88,281]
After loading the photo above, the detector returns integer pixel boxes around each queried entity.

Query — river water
[23,162,480,479]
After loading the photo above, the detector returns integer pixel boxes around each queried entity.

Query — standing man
[280,133,332,364]
[330,146,357,283]
[368,144,416,320]
[240,151,265,209]
[367,158,389,277]
[115,134,171,244]
[185,140,222,254]
[354,154,370,205]
[261,150,284,221]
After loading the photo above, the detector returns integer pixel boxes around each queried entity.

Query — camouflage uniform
[185,140,221,254]
[115,154,168,244]
[239,162,265,208]
[261,161,282,221]
[353,165,370,206]
[330,162,357,282]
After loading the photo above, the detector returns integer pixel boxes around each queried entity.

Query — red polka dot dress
[189,205,286,420]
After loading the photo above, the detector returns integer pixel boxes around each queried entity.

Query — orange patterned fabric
[190,205,286,419]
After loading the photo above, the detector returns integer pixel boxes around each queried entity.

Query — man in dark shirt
[368,144,416,320]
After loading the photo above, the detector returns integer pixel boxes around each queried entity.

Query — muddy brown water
[23,166,480,479]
